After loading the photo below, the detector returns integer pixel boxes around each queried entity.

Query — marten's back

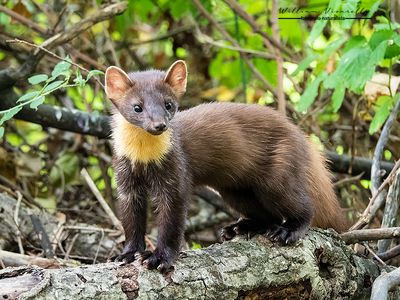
[173,102,345,232]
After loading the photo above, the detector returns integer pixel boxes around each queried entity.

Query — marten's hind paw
[113,251,136,263]
[221,218,265,241]
[265,225,307,245]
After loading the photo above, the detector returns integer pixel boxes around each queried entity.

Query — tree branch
[0,89,111,139]
[0,1,127,90]
[341,227,400,244]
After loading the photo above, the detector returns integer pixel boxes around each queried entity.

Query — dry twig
[80,168,123,232]
[6,39,104,88]
[271,0,285,114]
[350,160,400,230]
[341,227,400,244]
[191,0,278,98]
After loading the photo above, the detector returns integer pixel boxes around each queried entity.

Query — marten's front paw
[140,249,175,273]
[265,225,307,245]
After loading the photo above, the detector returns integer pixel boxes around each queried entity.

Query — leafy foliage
[0,58,103,138]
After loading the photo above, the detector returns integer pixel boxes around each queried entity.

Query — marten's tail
[307,144,347,233]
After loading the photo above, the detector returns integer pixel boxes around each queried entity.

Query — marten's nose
[154,122,166,132]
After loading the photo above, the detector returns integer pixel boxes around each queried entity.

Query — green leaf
[49,152,80,185]
[43,80,64,93]
[369,96,393,135]
[307,0,341,44]
[253,59,277,87]
[308,19,328,45]
[74,71,85,87]
[296,72,328,112]
[331,84,346,112]
[343,36,367,53]
[369,30,393,50]
[394,33,400,47]
[367,0,383,18]
[28,74,48,85]
[341,0,359,29]
[384,44,400,59]
[0,106,22,126]
[169,0,191,19]
[17,91,40,103]
[0,127,4,139]
[322,37,346,60]
[86,70,104,82]
[370,41,388,65]
[291,54,318,76]
[324,41,386,93]
[29,95,45,110]
[51,58,72,78]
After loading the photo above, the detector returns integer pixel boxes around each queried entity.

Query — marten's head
[105,60,187,135]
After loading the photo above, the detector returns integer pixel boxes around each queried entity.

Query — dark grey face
[120,81,178,135]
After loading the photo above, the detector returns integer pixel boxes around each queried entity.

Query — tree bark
[1,230,399,299]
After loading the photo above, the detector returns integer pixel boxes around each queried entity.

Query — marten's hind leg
[219,187,280,241]
[255,185,313,245]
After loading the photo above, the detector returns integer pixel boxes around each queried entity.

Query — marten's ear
[105,66,133,106]
[164,60,187,98]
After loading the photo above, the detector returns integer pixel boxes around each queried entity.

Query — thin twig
[362,242,386,266]
[13,191,24,255]
[333,173,364,187]
[221,0,295,60]
[350,160,400,230]
[341,227,400,244]
[379,244,400,261]
[6,38,104,88]
[93,229,105,264]
[81,168,123,232]
[0,5,47,35]
[194,27,275,59]
[64,225,120,234]
[191,0,278,98]
[271,0,285,114]
[0,174,36,207]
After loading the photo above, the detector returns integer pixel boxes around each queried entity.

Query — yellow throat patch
[112,113,173,164]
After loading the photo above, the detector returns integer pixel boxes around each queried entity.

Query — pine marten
[104,60,345,272]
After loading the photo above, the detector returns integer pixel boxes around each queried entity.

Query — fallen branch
[371,267,400,300]
[379,245,400,262]
[1,230,398,299]
[341,227,400,244]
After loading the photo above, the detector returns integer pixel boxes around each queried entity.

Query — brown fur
[104,61,345,272]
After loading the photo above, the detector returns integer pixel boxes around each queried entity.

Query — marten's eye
[165,102,173,110]
[133,105,143,113]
